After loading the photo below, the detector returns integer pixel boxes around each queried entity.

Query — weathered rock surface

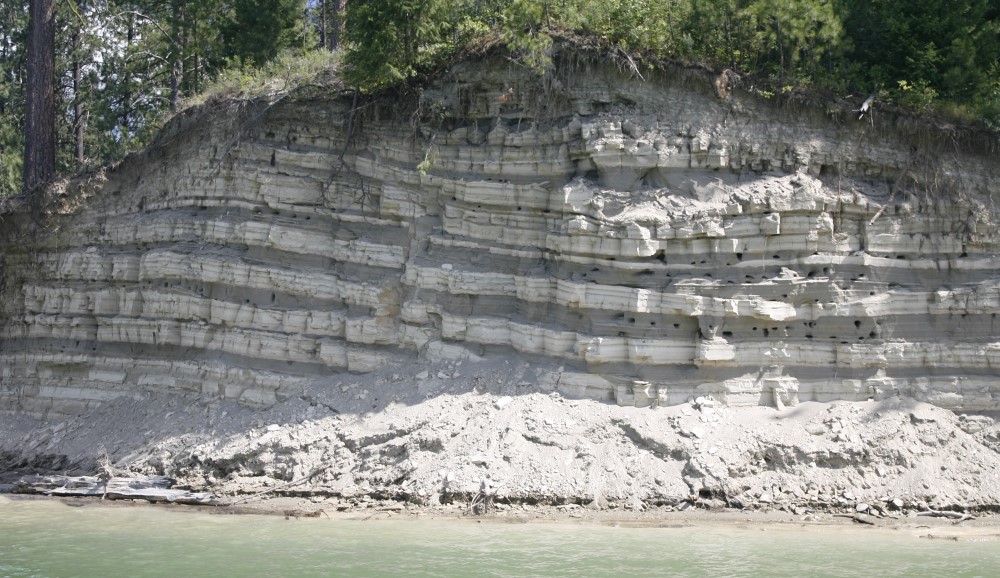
[2,50,999,419]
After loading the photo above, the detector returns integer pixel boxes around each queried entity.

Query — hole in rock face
[961,252,968,258]
[674,324,680,329]
[896,255,906,260]
[806,334,813,339]
[735,253,743,260]
[650,322,656,326]
[854,320,861,328]
[722,331,733,337]
[763,329,769,337]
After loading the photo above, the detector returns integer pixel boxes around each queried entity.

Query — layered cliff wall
[3,51,1000,417]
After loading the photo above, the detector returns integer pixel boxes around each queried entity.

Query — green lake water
[3,496,1000,577]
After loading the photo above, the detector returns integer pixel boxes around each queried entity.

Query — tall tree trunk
[330,0,342,50]
[23,0,56,192]
[122,12,134,137]
[170,1,186,113]
[320,0,327,50]
[73,54,85,164]
[70,20,85,166]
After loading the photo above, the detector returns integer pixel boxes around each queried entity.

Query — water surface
[3,496,998,577]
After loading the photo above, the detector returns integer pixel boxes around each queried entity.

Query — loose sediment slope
[3,51,1000,415]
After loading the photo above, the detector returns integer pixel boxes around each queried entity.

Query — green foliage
[1,0,997,201]
[0,0,26,197]
[501,0,554,75]
[190,49,340,106]
[741,0,842,77]
[342,0,456,91]
[837,0,999,112]
[222,0,310,68]
[0,117,23,198]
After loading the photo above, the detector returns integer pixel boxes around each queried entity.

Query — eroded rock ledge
[2,50,999,416]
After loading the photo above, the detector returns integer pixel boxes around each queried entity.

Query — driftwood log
[917,509,974,522]
[12,474,221,505]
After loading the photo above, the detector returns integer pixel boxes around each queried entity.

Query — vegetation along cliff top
[1,0,997,199]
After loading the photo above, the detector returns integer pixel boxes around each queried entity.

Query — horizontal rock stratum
[2,50,1000,417]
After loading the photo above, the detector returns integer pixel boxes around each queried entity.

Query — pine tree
[222,0,309,67]
[0,0,28,197]
[23,0,56,192]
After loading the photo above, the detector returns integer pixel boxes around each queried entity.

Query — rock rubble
[4,357,1000,514]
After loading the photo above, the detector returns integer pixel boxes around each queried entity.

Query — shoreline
[6,391,1000,535]
[5,492,1000,541]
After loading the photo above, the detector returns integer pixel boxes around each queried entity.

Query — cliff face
[3,52,1000,417]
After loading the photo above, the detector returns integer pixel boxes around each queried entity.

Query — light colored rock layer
[2,54,999,415]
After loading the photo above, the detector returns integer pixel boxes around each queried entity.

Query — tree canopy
[1,0,997,198]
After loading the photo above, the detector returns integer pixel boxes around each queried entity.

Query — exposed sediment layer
[2,50,1000,416]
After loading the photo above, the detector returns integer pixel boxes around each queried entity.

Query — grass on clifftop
[183,50,345,109]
